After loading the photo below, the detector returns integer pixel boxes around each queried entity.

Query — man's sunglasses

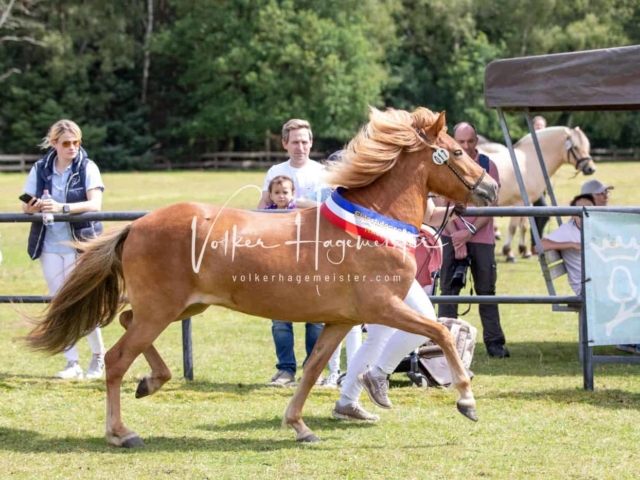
[60,140,81,148]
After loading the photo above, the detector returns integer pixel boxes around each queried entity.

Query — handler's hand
[41,198,63,213]
[451,229,473,247]
[453,202,467,216]
[454,242,468,260]
[24,198,43,215]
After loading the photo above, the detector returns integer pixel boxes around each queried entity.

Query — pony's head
[413,109,497,206]
[324,107,497,206]
[566,126,596,175]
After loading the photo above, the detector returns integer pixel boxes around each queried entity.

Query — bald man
[439,122,510,358]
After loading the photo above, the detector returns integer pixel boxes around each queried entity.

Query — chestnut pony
[26,107,497,447]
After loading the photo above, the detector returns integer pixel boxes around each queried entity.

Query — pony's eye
[453,149,463,157]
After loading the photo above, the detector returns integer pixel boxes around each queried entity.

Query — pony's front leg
[518,218,532,258]
[379,298,477,422]
[283,323,352,442]
[502,218,517,262]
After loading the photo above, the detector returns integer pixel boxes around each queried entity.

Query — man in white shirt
[257,119,325,208]
[259,119,326,386]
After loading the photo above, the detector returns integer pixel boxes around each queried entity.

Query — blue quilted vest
[478,153,491,173]
[27,147,104,259]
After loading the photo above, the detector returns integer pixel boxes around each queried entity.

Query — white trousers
[327,326,363,374]
[339,280,435,404]
[40,252,105,363]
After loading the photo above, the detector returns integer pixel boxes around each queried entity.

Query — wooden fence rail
[0,154,40,172]
[590,148,640,162]
[152,151,328,170]
[3,148,636,173]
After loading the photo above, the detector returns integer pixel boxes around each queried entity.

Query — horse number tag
[433,148,449,165]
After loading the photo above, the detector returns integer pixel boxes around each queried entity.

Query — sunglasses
[60,140,81,148]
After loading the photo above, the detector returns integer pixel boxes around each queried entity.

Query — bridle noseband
[414,128,486,203]
[566,137,592,172]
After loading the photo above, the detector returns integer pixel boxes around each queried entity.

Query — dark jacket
[27,147,103,259]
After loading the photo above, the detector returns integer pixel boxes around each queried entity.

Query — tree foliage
[0,0,639,169]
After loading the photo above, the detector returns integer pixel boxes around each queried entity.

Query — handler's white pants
[40,252,105,363]
[339,280,435,404]
[328,326,363,374]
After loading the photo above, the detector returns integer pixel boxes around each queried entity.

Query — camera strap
[457,256,474,317]
[459,283,474,316]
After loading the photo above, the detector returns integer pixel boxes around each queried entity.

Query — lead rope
[415,200,477,292]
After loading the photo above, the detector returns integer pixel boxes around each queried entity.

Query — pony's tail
[25,223,132,355]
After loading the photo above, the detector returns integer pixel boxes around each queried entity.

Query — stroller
[393,226,477,387]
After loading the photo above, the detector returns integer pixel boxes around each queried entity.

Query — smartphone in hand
[19,193,35,204]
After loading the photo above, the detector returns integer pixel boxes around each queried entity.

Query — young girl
[266,175,296,209]
[21,119,106,380]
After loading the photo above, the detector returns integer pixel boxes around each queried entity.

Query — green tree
[154,0,395,154]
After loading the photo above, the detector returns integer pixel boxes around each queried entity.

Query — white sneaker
[55,361,83,380]
[85,354,105,380]
[321,371,341,388]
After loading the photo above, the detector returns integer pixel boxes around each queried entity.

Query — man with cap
[580,179,614,206]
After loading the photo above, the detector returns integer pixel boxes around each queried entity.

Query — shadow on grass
[464,341,640,377]
[196,414,375,434]
[485,388,640,409]
[0,415,376,454]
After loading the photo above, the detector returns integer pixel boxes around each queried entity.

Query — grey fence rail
[3,206,640,381]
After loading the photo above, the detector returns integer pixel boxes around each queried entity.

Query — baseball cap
[581,179,614,195]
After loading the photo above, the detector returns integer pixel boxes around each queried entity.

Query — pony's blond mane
[324,107,442,188]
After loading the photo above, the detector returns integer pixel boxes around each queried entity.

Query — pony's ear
[433,111,447,134]
[575,126,581,131]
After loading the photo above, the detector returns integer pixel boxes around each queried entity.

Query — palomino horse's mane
[324,107,443,188]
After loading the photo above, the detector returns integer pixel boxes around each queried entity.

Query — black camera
[450,257,471,289]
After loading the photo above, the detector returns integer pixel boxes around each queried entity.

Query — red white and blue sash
[320,187,419,254]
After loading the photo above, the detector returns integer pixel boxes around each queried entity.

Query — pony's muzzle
[471,177,498,206]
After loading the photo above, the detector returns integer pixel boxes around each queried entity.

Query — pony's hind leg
[378,298,477,422]
[283,323,352,442]
[105,311,172,448]
[119,310,172,399]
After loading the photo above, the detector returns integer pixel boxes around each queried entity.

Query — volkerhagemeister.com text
[231,273,402,284]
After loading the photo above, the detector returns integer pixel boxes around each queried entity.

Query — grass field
[1,164,639,479]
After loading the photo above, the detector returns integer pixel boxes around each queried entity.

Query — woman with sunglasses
[21,119,106,380]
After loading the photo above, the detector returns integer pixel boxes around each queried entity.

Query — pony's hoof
[506,257,516,263]
[297,434,321,443]
[122,435,145,448]
[457,404,478,422]
[135,378,150,399]
[522,252,532,259]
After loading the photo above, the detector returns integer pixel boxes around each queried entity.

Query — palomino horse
[26,107,497,447]
[478,126,596,261]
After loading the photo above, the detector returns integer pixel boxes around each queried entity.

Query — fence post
[181,317,194,380]
[20,155,26,173]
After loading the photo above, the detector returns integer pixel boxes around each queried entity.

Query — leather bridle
[566,136,592,172]
[414,128,486,204]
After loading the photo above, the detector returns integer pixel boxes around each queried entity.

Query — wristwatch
[62,204,70,214]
